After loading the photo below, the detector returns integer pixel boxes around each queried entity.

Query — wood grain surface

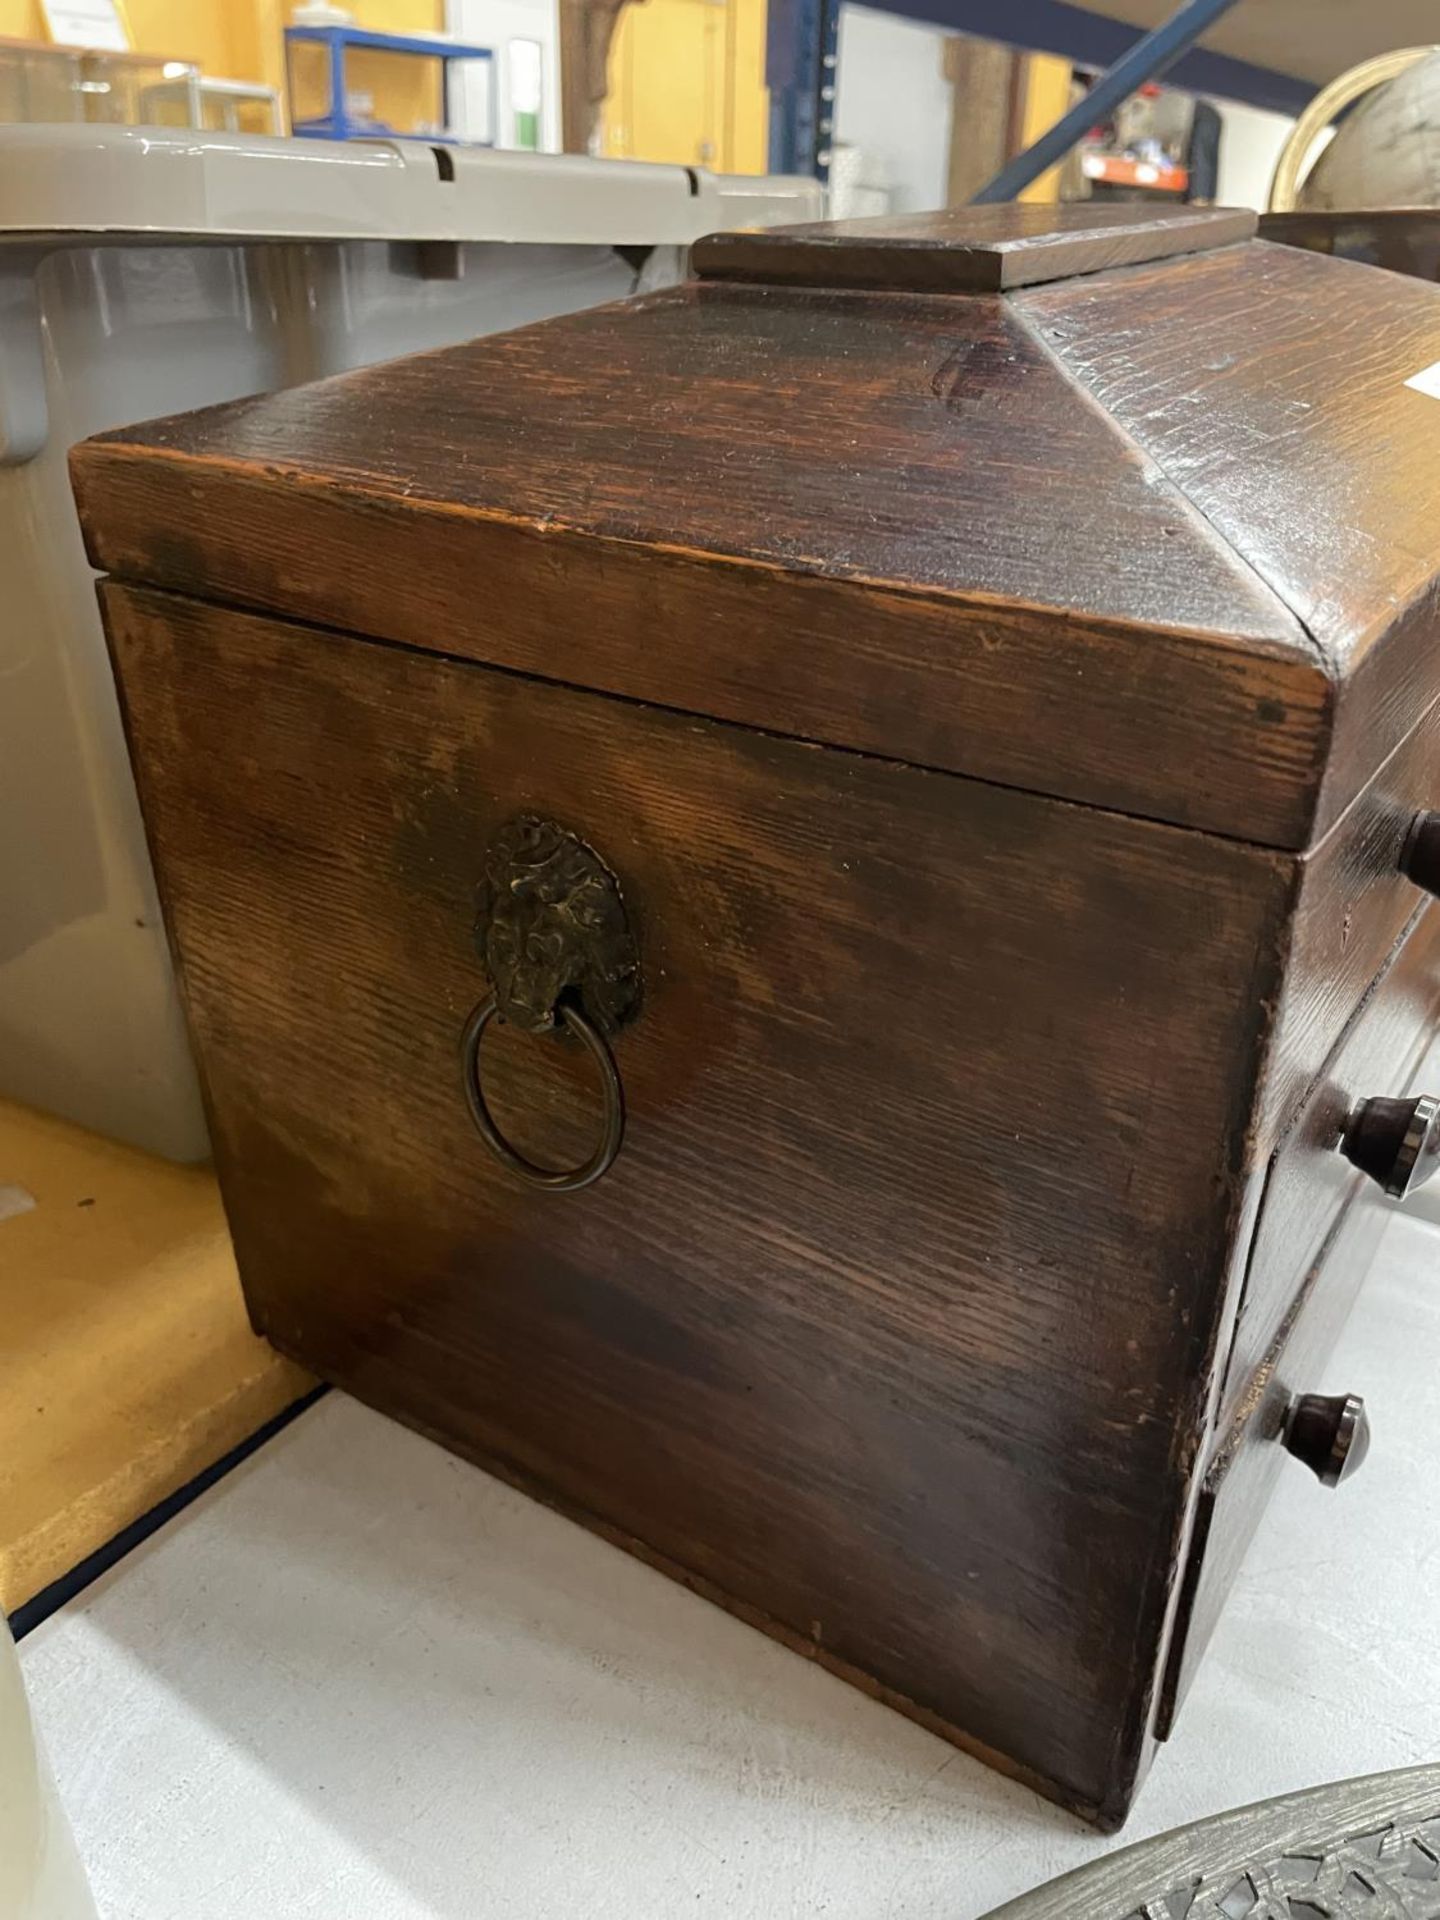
[1261,209,1440,284]
[1165,706,1440,1424]
[692,203,1255,292]
[104,583,1305,1825]
[1225,906,1440,1416]
[77,216,1440,1828]
[74,235,1440,850]
[1018,241,1440,842]
[1263,698,1440,1144]
[1157,1199,1393,1745]
[1161,925,1440,1736]
[71,273,1332,848]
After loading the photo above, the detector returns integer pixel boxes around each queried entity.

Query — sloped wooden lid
[1260,208,1440,283]
[73,206,1440,851]
[693,203,1256,291]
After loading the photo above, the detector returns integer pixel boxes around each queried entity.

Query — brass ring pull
[460,993,624,1193]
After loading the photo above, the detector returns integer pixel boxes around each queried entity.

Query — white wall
[834,4,952,214]
[446,0,563,152]
[830,17,1300,217]
[1210,97,1296,210]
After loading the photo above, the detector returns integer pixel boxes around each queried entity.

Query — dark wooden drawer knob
[1401,809,1440,896]
[1282,1392,1370,1488]
[1340,1093,1440,1197]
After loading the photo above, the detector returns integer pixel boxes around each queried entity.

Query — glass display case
[0,38,199,127]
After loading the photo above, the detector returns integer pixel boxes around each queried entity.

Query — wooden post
[943,35,1021,207]
[560,0,638,154]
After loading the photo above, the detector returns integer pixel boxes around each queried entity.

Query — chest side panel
[1157,919,1440,1737]
[104,584,1293,1821]
[1210,699,1440,1406]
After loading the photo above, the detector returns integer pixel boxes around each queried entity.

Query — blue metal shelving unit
[767,0,1321,188]
[285,23,496,144]
[767,0,842,177]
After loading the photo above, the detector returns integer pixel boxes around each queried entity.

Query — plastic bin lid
[0,126,821,247]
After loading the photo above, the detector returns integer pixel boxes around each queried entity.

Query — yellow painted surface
[601,0,767,174]
[228,0,287,97]
[0,1099,312,1613]
[0,0,232,74]
[728,0,767,172]
[1016,51,1073,204]
[0,0,43,36]
[0,0,446,134]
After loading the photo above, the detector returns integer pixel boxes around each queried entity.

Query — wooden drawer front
[1267,695,1440,1142]
[1160,927,1440,1737]
[1215,698,1440,1399]
[105,584,1295,1822]
[1225,902,1440,1412]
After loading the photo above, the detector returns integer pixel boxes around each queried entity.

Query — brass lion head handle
[474,814,641,1036]
[462,817,641,1192]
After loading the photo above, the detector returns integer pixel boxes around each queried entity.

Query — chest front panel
[106,581,1293,1820]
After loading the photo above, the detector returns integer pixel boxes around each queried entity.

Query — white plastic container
[0,128,821,1161]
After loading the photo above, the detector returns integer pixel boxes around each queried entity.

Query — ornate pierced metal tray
[981,1767,1440,1918]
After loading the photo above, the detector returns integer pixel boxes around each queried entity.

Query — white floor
[20,1212,1440,1920]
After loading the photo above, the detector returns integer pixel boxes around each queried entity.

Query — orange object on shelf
[1081,150,1190,194]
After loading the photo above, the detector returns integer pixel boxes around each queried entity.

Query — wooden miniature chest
[73,204,1440,1828]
